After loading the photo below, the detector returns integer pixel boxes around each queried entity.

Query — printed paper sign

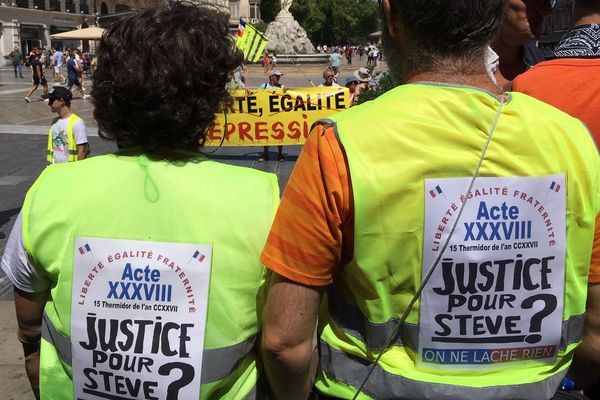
[71,237,212,399]
[419,175,566,369]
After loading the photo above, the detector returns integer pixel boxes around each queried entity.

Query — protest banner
[206,87,350,146]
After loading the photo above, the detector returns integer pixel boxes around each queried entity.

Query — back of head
[92,1,242,151]
[383,0,506,80]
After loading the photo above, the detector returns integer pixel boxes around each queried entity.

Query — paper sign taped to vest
[71,237,212,399]
[419,175,566,369]
[205,87,350,146]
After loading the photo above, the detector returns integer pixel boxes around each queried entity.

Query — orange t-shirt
[513,58,600,146]
[261,125,600,285]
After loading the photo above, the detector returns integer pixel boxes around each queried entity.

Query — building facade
[1,0,260,64]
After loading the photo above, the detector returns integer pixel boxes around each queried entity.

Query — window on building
[16,0,28,8]
[79,0,89,13]
[49,0,60,11]
[100,2,108,15]
[33,0,45,10]
[230,0,240,19]
[249,2,260,20]
[65,0,76,12]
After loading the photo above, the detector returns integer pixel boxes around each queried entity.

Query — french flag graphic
[549,181,561,192]
[192,250,206,262]
[236,18,246,38]
[78,244,91,254]
[429,185,443,198]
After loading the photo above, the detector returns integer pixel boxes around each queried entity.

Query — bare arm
[569,283,600,389]
[14,287,49,400]
[261,273,323,400]
[77,143,87,160]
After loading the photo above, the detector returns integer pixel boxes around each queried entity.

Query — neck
[406,62,502,95]
[492,38,526,82]
[59,108,72,119]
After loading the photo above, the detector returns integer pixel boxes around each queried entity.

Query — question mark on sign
[158,362,195,400]
[521,294,557,344]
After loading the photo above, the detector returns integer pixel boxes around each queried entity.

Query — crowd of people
[1,1,599,400]
[13,46,93,103]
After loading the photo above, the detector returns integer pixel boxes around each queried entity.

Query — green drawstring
[138,154,160,203]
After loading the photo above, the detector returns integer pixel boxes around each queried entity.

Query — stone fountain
[264,0,315,55]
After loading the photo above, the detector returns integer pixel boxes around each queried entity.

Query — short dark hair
[92,2,242,150]
[383,0,506,80]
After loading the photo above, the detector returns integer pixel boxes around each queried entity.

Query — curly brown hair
[92,2,242,151]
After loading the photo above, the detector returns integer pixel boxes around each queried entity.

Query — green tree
[260,0,280,23]
[291,0,379,45]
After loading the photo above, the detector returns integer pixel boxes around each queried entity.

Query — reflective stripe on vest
[328,292,585,351]
[41,310,257,384]
[47,113,81,163]
[319,341,566,400]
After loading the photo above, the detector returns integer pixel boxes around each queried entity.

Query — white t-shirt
[51,115,88,163]
[318,82,340,87]
[1,212,49,293]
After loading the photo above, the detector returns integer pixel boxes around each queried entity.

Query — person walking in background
[66,54,85,98]
[24,52,48,103]
[9,46,24,79]
[52,47,66,84]
[259,1,600,399]
[329,48,343,78]
[41,86,88,164]
[2,3,278,400]
[258,69,286,162]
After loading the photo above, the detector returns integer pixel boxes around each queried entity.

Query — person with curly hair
[2,2,278,399]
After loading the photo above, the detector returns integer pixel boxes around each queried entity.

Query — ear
[382,0,399,39]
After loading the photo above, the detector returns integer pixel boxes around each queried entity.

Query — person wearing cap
[259,1,600,399]
[344,76,359,106]
[42,86,88,163]
[319,69,340,87]
[490,0,554,87]
[351,67,372,105]
[2,4,278,399]
[258,69,285,161]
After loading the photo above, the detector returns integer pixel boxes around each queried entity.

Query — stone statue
[280,0,292,13]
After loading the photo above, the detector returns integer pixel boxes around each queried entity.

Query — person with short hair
[513,0,600,144]
[41,86,88,163]
[318,69,340,87]
[490,0,554,87]
[2,3,278,399]
[260,1,600,399]
[52,47,66,84]
[66,54,85,98]
[9,46,24,79]
[24,52,48,103]
[329,48,343,77]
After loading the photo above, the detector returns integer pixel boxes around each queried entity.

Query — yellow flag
[235,20,268,63]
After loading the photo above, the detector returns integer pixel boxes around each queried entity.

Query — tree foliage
[290,0,380,45]
[260,0,280,23]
